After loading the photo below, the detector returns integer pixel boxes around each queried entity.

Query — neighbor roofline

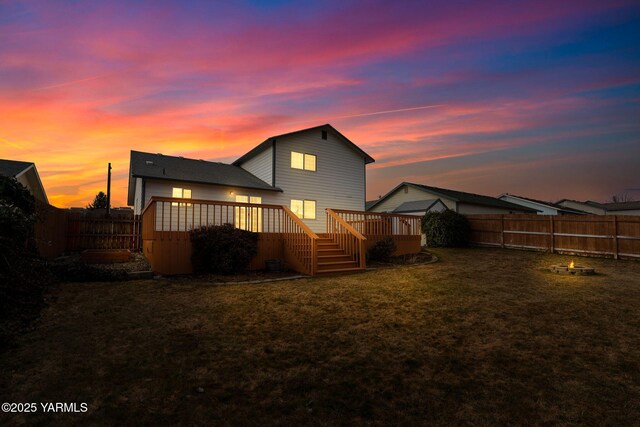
[15,163,49,204]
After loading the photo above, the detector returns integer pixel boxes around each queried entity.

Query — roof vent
[146,161,154,166]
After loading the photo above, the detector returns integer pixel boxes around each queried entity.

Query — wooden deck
[141,197,422,275]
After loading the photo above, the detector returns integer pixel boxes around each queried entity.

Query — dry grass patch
[1,248,640,425]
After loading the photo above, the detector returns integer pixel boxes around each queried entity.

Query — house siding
[274,129,366,233]
[238,145,273,186]
[141,178,282,210]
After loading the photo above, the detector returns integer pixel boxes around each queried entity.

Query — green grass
[2,248,640,425]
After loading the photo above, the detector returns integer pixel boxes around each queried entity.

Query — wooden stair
[316,236,362,274]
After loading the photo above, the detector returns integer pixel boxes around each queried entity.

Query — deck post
[613,215,619,260]
[549,215,554,254]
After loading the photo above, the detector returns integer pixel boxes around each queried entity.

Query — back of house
[128,124,374,233]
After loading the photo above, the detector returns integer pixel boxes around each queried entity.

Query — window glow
[291,151,304,169]
[291,199,316,219]
[291,151,316,171]
[304,200,316,219]
[290,199,304,218]
[304,154,316,171]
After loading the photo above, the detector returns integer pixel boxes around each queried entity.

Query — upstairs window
[291,151,316,171]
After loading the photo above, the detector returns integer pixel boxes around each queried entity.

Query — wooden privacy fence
[66,213,141,251]
[34,201,68,258]
[466,214,640,259]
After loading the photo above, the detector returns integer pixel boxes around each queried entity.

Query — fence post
[549,215,554,254]
[500,215,505,248]
[613,216,619,260]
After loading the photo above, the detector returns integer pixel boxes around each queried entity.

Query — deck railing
[329,209,422,237]
[326,208,366,269]
[141,197,318,275]
[282,206,319,275]
[145,197,289,234]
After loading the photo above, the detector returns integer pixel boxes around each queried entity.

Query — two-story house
[127,124,374,233]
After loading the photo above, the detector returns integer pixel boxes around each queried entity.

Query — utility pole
[106,162,112,217]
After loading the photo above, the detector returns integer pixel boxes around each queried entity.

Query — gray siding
[238,145,273,185]
[274,129,367,232]
[141,178,282,211]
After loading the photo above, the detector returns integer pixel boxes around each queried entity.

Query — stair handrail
[282,206,319,275]
[326,208,366,269]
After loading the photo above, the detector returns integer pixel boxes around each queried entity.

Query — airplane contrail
[290,104,447,124]
[32,74,108,91]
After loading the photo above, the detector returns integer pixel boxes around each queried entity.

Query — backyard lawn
[2,248,640,425]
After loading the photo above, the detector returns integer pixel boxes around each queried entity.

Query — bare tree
[610,193,636,203]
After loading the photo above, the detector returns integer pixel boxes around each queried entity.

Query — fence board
[466,214,640,259]
[66,214,141,251]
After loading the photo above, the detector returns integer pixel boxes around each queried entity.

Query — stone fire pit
[550,262,595,275]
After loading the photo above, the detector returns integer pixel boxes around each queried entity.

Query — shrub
[190,224,258,274]
[421,210,470,247]
[367,237,397,262]
[0,176,37,269]
[0,176,46,349]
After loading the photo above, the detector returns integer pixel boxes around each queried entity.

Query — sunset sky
[1,0,639,207]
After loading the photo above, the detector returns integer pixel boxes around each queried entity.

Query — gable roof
[365,200,379,210]
[232,124,375,166]
[368,182,539,213]
[128,151,281,205]
[0,159,48,204]
[392,199,444,213]
[0,159,34,177]
[500,194,588,214]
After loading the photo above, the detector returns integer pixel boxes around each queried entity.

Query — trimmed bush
[190,224,258,274]
[367,237,397,262]
[421,210,470,247]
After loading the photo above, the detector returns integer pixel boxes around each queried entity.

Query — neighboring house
[367,182,538,215]
[128,124,375,232]
[499,194,587,215]
[0,159,48,204]
[391,199,448,216]
[557,199,640,216]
